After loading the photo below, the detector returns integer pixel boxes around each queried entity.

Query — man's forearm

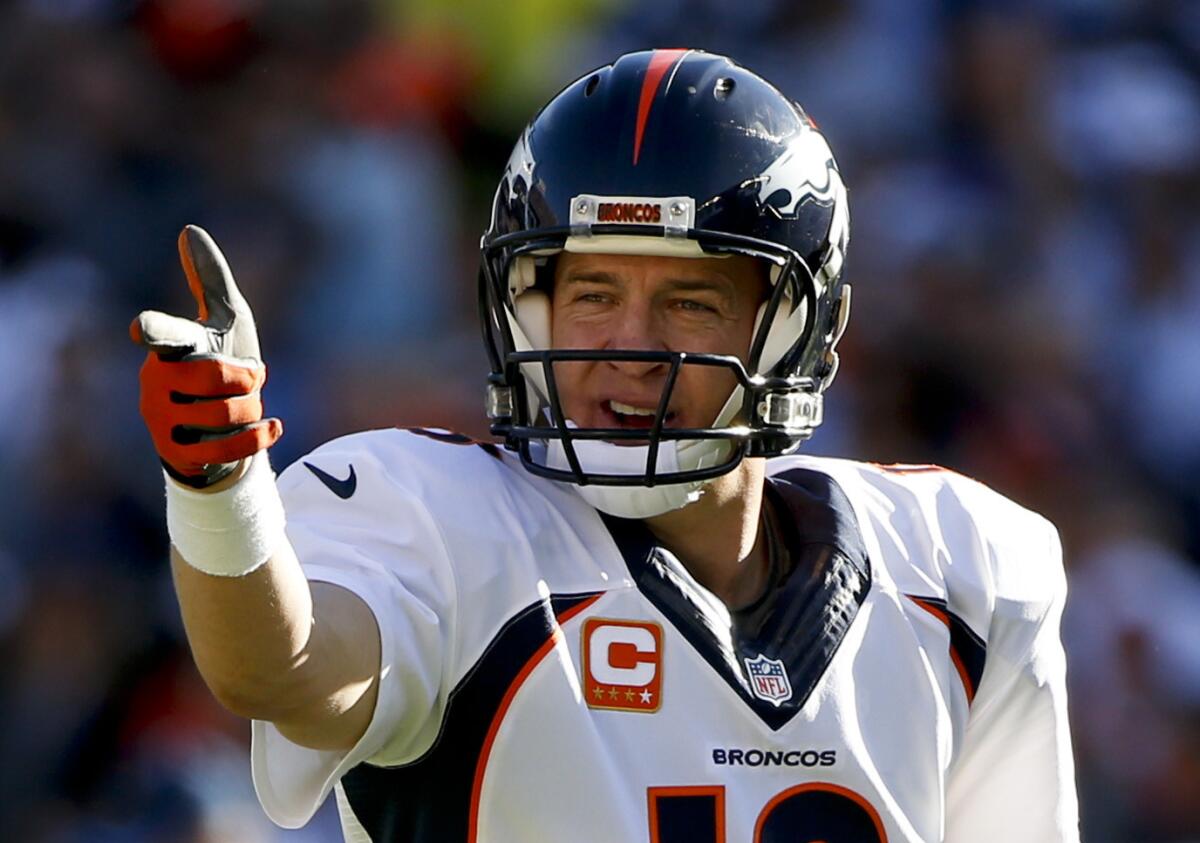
[171,540,382,751]
[170,540,316,720]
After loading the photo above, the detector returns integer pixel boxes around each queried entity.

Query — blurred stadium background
[1,0,1199,840]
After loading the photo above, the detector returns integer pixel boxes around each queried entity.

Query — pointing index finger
[177,225,244,329]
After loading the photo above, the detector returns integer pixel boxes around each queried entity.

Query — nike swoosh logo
[303,462,357,499]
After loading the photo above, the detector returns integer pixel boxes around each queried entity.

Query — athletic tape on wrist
[165,452,286,577]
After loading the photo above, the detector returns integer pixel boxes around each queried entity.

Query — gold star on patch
[608,687,619,700]
[624,689,636,702]
[592,686,604,700]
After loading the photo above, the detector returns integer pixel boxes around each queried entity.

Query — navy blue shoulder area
[766,467,868,578]
[600,468,872,730]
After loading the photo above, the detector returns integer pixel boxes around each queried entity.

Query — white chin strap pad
[541,419,747,518]
[576,481,703,519]
[544,427,704,518]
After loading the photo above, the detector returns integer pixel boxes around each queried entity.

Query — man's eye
[675,299,718,313]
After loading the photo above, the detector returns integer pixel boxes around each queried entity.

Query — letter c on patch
[589,624,657,685]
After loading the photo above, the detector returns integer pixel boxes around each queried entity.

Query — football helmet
[479,49,851,518]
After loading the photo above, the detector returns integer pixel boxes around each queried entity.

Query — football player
[132,50,1080,842]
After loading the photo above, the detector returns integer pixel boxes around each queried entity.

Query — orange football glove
[131,226,282,488]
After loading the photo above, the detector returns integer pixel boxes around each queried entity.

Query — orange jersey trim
[906,595,980,704]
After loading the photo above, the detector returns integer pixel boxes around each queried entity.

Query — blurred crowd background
[1,0,1198,840]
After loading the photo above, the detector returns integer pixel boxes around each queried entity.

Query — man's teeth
[609,400,657,417]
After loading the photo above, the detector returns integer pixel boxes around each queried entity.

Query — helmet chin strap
[542,422,708,518]
[574,478,704,519]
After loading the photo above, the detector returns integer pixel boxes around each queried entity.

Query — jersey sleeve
[944,507,1080,842]
[250,434,459,829]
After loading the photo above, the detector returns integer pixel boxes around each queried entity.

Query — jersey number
[647,783,887,842]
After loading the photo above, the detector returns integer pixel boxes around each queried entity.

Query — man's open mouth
[600,399,677,430]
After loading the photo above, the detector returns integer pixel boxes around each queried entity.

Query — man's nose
[604,305,669,378]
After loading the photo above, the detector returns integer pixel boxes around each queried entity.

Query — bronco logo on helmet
[756,123,844,219]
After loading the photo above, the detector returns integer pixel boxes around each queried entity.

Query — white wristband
[165,452,287,577]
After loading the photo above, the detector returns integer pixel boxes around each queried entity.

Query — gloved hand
[131,225,282,488]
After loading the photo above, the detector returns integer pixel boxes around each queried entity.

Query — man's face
[549,251,768,436]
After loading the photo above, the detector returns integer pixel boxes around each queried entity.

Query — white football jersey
[251,428,1079,843]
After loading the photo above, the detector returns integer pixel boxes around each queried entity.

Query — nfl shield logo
[744,654,792,706]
